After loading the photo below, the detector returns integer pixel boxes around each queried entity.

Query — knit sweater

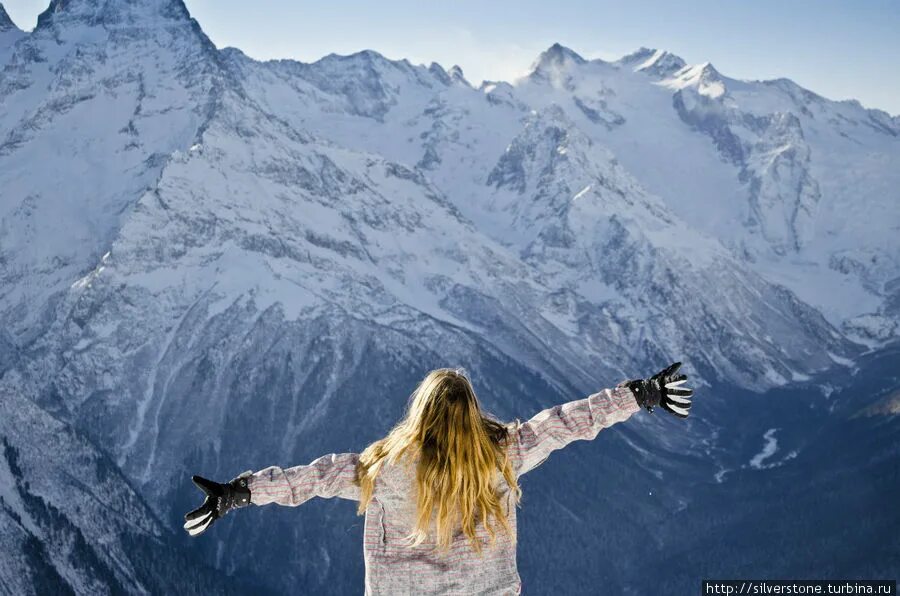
[248,384,642,595]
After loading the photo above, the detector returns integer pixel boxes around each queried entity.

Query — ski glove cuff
[183,470,253,537]
[621,361,694,419]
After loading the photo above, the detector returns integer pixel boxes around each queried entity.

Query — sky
[4,0,899,116]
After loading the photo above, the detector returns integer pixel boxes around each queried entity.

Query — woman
[184,362,694,594]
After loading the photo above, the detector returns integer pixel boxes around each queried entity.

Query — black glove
[183,471,252,537]
[620,361,694,418]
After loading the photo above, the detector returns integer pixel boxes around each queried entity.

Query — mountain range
[0,1,897,593]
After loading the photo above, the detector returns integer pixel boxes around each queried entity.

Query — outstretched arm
[506,385,641,478]
[183,452,361,536]
[248,452,362,506]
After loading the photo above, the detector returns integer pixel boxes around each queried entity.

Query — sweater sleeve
[248,452,361,506]
[505,385,641,478]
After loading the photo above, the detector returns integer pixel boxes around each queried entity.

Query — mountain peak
[448,64,470,86]
[35,0,192,30]
[676,61,722,81]
[313,48,426,85]
[670,60,727,98]
[428,62,471,87]
[428,62,452,85]
[698,60,720,76]
[617,46,658,64]
[618,47,687,77]
[529,43,586,74]
[319,48,399,70]
[0,3,19,32]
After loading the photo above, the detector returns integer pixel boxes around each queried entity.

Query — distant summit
[671,61,727,98]
[428,62,471,87]
[529,42,586,75]
[617,46,657,65]
[448,64,470,86]
[617,47,687,77]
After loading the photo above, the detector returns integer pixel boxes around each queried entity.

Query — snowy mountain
[1,0,898,593]
[0,387,265,594]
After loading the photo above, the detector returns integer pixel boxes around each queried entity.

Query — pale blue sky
[5,0,899,115]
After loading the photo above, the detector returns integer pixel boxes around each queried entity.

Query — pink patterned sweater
[248,385,642,595]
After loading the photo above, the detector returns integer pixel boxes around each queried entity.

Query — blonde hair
[354,367,522,554]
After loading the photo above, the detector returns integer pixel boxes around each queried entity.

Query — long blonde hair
[354,367,522,554]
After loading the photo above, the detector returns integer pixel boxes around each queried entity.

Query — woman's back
[356,380,649,595]
[364,449,521,595]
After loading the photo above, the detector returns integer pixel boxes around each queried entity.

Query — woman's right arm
[506,384,641,477]
[183,452,361,536]
[249,452,362,506]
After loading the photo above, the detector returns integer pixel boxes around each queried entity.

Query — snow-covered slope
[236,40,899,346]
[222,45,866,384]
[1,0,898,592]
[518,45,899,343]
[0,0,223,341]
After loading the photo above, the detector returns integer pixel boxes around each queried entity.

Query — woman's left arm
[248,452,361,506]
